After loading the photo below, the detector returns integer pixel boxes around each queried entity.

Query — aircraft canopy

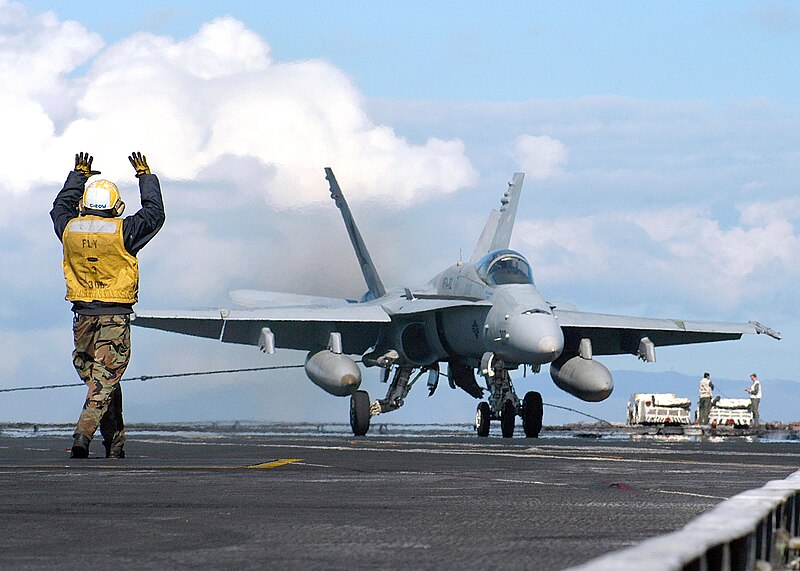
[476,249,534,286]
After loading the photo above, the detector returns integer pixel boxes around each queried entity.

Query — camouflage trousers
[72,314,129,453]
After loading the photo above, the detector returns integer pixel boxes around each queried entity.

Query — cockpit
[476,249,534,286]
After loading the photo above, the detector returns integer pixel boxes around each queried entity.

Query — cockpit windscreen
[476,249,534,286]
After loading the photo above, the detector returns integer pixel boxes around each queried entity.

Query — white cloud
[141,219,251,303]
[625,206,800,293]
[167,17,271,80]
[514,216,613,282]
[0,8,477,205]
[0,3,102,99]
[738,197,800,226]
[515,200,800,309]
[0,2,103,193]
[511,134,567,180]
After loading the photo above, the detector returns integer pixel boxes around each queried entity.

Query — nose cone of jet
[538,335,561,355]
[506,314,564,365]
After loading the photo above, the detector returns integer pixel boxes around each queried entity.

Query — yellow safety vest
[62,215,139,304]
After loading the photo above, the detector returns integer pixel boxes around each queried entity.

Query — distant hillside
[540,370,799,425]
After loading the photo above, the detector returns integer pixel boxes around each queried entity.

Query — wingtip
[748,320,782,340]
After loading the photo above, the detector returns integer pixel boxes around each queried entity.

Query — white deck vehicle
[627,393,692,425]
[708,398,753,428]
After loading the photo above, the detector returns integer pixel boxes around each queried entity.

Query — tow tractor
[707,398,754,428]
[627,393,691,426]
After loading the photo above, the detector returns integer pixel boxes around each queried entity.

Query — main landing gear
[349,366,421,436]
[348,356,544,438]
[350,390,371,436]
[475,353,543,438]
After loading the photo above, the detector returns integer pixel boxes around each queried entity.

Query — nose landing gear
[475,352,543,438]
[475,401,491,437]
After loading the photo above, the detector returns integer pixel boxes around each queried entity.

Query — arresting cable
[543,403,613,426]
[1,365,614,426]
[0,364,306,394]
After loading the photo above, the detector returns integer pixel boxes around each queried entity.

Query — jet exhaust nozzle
[304,350,362,396]
[550,355,613,402]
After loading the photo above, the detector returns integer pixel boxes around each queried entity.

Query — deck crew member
[745,373,761,427]
[50,152,165,458]
[698,372,714,424]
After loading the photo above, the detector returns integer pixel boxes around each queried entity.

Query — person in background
[745,373,762,427]
[697,372,714,425]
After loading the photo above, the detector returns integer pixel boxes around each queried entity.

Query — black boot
[103,440,125,459]
[70,434,90,458]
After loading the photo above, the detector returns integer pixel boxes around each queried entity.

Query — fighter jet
[133,169,781,437]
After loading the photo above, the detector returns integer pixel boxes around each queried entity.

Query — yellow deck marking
[246,459,302,469]
[0,458,304,470]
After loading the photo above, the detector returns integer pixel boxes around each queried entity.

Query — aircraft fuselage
[377,250,564,370]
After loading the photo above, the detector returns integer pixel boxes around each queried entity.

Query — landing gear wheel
[500,400,516,438]
[475,402,490,437]
[522,391,543,438]
[350,390,371,436]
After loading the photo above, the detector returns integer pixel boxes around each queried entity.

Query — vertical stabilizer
[325,168,387,301]
[469,173,525,262]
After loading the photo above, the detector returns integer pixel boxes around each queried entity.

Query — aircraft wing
[229,289,356,308]
[554,309,780,357]
[133,304,390,355]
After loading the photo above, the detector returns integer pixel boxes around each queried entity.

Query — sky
[0,0,798,427]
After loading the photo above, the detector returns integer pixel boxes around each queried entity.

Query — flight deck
[1,424,798,570]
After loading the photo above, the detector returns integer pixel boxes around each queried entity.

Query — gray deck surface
[1,425,798,570]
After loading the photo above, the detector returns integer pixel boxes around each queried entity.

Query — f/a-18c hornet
[133,169,781,437]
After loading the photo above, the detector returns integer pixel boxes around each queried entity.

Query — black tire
[475,402,490,437]
[522,391,543,438]
[350,390,371,436]
[500,400,516,438]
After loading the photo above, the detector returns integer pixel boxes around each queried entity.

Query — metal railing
[566,469,800,571]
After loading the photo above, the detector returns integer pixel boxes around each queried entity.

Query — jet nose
[506,314,564,364]
[537,335,562,358]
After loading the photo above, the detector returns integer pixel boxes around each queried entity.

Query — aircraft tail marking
[325,168,387,301]
[469,172,525,262]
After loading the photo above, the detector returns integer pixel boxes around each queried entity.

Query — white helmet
[80,179,125,216]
